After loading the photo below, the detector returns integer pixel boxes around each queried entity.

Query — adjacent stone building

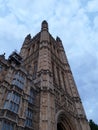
[0,21,90,130]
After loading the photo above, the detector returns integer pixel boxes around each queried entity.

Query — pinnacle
[41,20,48,31]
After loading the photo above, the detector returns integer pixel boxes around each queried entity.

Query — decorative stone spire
[40,20,49,42]
[56,36,62,42]
[25,34,31,40]
[56,36,63,48]
[41,20,48,31]
[0,53,5,60]
[22,34,31,46]
[56,36,67,64]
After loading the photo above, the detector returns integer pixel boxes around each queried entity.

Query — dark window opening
[57,123,66,130]
[4,92,20,113]
[2,120,14,130]
[25,108,33,127]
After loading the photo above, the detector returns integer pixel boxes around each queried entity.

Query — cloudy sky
[0,0,98,124]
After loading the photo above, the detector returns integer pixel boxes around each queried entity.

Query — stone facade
[0,21,90,130]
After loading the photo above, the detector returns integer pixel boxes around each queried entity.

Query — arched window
[57,123,65,130]
[28,48,30,56]
[32,44,35,53]
[56,110,75,130]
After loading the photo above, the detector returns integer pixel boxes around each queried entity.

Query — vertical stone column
[37,21,55,130]
[54,64,58,85]
[39,92,55,130]
[59,70,65,90]
[63,71,73,96]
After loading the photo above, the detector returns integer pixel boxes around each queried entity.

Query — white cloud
[93,16,98,29]
[87,0,98,12]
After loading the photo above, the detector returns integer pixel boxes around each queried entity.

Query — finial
[0,53,5,59]
[56,36,63,48]
[41,20,48,31]
[25,34,31,40]
[56,36,62,42]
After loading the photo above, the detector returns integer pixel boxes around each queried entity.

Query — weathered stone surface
[0,21,90,130]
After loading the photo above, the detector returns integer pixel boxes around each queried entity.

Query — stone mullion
[57,67,61,87]
[39,91,55,130]
[52,62,55,82]
[54,64,58,85]
[0,120,4,130]
[63,72,73,96]
[68,73,80,98]
[59,70,65,90]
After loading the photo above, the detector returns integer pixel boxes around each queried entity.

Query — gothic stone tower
[0,21,90,130]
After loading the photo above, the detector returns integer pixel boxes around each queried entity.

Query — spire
[22,34,31,46]
[25,34,31,40]
[40,20,49,42]
[41,20,48,31]
[56,36,62,42]
[56,36,63,48]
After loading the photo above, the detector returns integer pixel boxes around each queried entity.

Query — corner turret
[40,20,49,42]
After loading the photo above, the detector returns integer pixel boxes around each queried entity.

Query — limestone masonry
[0,21,90,130]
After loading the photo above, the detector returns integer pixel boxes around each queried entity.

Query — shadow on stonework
[56,110,76,130]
